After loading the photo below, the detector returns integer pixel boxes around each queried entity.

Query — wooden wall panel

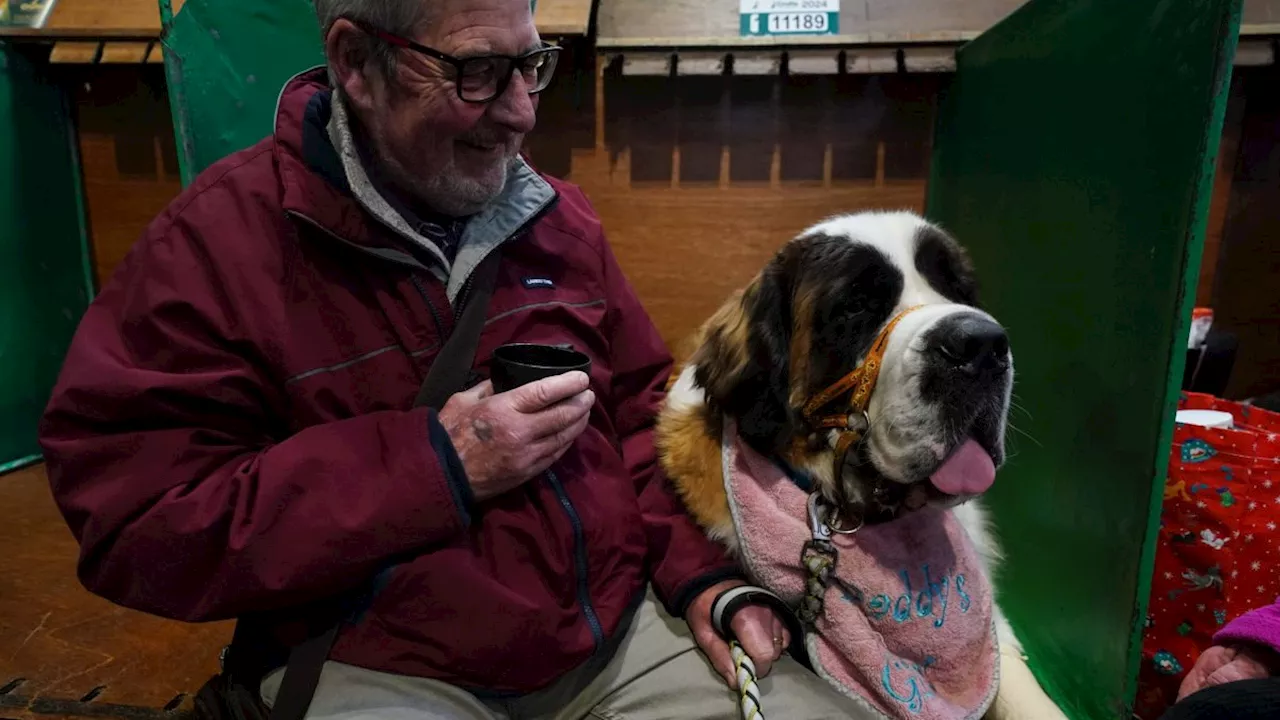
[589,182,927,359]
[64,66,183,289]
[559,60,943,355]
[1212,65,1280,399]
[1199,73,1248,306]
[65,48,1246,359]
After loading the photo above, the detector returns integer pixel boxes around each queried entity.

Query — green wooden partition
[925,0,1242,717]
[0,44,94,472]
[160,0,325,185]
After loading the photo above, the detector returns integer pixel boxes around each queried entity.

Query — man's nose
[487,72,538,133]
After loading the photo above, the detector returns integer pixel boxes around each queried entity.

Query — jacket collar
[272,67,557,302]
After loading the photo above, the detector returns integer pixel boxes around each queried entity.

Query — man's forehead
[422,0,539,56]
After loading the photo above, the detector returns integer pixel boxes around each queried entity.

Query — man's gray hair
[313,0,435,85]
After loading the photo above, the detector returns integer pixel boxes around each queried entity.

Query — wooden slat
[620,54,673,76]
[788,50,840,74]
[733,52,783,75]
[1244,0,1280,25]
[609,36,1271,74]
[847,48,898,74]
[0,0,160,38]
[145,43,165,64]
[903,46,956,73]
[675,52,725,75]
[534,0,593,35]
[598,0,1280,48]
[1235,38,1276,65]
[99,41,152,64]
[47,41,101,64]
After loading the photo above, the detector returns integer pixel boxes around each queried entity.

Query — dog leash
[730,641,764,720]
[711,586,804,720]
[709,496,859,720]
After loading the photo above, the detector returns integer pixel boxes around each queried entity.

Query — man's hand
[438,371,594,502]
[1177,643,1279,701]
[686,580,791,688]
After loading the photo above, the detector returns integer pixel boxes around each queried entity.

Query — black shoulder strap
[414,252,502,410]
[268,251,503,720]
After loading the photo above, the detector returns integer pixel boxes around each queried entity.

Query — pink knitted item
[721,419,999,719]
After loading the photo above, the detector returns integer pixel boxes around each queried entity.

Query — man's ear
[692,254,796,454]
[325,19,381,114]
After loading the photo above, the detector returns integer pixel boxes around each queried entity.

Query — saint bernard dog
[656,211,1069,719]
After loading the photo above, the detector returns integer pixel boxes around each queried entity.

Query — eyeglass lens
[457,50,558,101]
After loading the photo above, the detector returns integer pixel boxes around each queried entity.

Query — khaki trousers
[261,587,874,720]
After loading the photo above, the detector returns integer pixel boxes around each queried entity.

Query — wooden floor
[0,465,231,720]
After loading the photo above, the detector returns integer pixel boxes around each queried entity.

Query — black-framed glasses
[349,18,560,103]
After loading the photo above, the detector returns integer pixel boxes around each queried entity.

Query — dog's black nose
[931,315,1009,373]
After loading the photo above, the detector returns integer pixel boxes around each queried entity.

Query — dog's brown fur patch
[788,282,818,409]
[656,398,731,534]
[688,284,753,402]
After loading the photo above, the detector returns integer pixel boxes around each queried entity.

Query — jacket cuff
[427,408,475,527]
[665,566,746,618]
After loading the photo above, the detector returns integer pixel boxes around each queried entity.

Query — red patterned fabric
[1134,393,1280,719]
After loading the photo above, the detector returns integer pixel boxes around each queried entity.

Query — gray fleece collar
[326,95,556,303]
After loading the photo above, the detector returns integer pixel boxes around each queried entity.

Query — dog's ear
[693,252,796,453]
[914,223,980,307]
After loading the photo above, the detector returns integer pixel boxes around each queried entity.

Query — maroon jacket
[38,69,739,694]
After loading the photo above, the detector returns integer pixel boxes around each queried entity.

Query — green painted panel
[160,0,325,184]
[925,0,1241,717]
[0,44,94,472]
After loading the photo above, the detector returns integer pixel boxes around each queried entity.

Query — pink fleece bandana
[720,418,999,719]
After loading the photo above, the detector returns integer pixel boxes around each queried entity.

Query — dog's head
[690,211,1012,520]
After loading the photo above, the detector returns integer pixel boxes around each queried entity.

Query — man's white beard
[381,144,515,218]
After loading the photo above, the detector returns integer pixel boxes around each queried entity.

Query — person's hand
[438,371,594,502]
[686,580,791,688]
[1177,643,1279,701]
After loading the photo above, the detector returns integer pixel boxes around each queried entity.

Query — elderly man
[38,0,865,718]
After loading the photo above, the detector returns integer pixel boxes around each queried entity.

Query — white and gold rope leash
[730,640,765,720]
[712,586,803,720]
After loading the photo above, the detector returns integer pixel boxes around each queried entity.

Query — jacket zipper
[410,274,447,341]
[545,469,605,649]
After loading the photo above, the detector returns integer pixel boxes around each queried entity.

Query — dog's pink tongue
[930,439,996,495]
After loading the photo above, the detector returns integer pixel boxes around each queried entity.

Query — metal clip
[807,492,832,540]
[809,491,864,538]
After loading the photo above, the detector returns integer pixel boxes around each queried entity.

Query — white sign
[739,0,839,37]
[740,0,839,12]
